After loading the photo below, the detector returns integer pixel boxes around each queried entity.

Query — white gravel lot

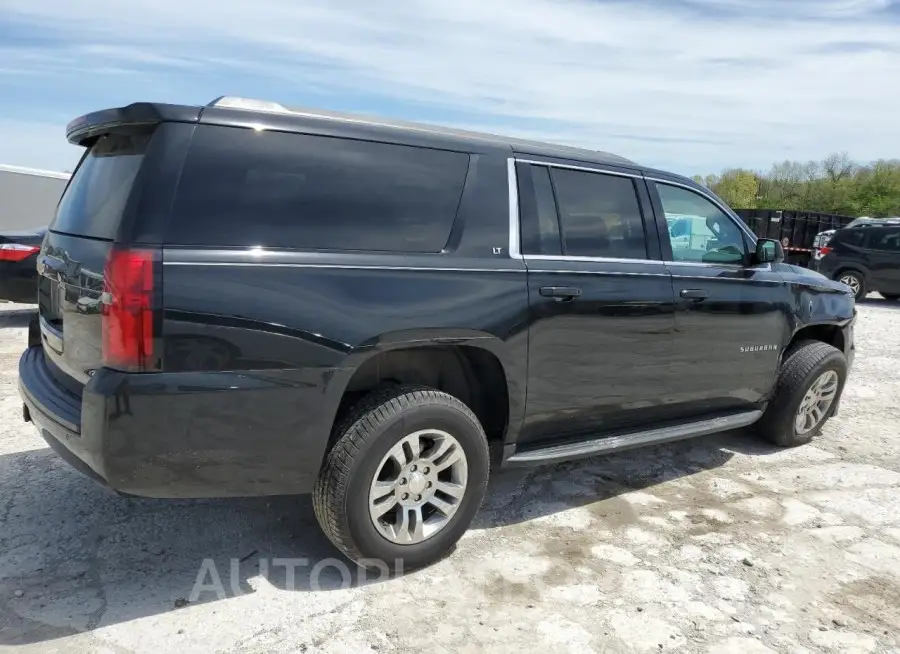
[1,299,899,653]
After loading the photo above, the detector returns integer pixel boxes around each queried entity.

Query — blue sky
[1,0,898,176]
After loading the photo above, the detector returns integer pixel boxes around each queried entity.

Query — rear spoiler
[66,103,202,146]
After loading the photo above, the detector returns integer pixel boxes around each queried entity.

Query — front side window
[550,168,648,259]
[657,183,746,264]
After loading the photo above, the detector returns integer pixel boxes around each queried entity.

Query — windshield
[51,131,151,240]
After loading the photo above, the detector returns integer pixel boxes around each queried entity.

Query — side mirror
[754,238,784,264]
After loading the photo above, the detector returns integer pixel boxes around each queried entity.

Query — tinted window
[550,168,647,258]
[838,229,867,247]
[657,183,746,264]
[52,131,150,240]
[518,164,562,256]
[870,228,900,252]
[169,126,470,252]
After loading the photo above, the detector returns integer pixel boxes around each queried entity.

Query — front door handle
[540,286,582,301]
[680,288,710,301]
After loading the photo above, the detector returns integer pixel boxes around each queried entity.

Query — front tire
[758,341,847,447]
[837,270,866,300]
[313,385,490,572]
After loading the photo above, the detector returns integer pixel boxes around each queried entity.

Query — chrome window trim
[527,269,668,277]
[507,158,761,266]
[507,158,523,259]
[514,158,642,179]
[669,261,773,272]
[524,253,662,265]
[509,157,650,264]
[163,261,524,273]
[525,254,767,270]
[671,272,778,283]
[665,260,746,270]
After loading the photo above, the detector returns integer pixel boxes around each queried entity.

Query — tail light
[102,247,158,371]
[814,246,832,260]
[0,243,40,262]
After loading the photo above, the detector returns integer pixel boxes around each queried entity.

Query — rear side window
[550,168,648,259]
[52,131,151,240]
[517,164,562,256]
[870,228,900,251]
[168,126,470,252]
[838,230,867,247]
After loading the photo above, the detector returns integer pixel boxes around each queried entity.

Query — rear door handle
[540,286,582,301]
[680,288,710,301]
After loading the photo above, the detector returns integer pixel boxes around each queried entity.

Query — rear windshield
[51,131,150,240]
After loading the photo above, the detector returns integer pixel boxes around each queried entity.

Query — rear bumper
[18,347,106,483]
[18,346,337,498]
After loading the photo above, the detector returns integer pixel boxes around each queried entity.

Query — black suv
[815,221,900,300]
[19,97,856,570]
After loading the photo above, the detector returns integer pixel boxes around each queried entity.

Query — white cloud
[0,0,898,173]
[685,0,893,17]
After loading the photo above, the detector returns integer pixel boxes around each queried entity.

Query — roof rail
[200,95,634,166]
[207,96,291,114]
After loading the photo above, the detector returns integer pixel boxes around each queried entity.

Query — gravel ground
[1,299,899,653]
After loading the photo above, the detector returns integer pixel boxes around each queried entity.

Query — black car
[19,97,856,571]
[815,220,900,300]
[0,227,46,303]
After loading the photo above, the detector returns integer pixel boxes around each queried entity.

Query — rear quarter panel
[151,150,528,495]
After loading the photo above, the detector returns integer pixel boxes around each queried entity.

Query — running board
[505,410,763,465]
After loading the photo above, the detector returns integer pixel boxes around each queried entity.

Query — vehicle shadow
[861,296,900,309]
[0,447,379,646]
[0,307,35,329]
[473,428,778,530]
[0,428,777,645]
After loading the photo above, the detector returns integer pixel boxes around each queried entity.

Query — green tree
[850,161,900,216]
[699,153,900,216]
[709,169,760,209]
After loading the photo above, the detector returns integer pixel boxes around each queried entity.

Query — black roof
[67,95,637,169]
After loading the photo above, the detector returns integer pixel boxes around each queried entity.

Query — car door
[647,177,790,417]
[515,160,677,446]
[866,227,900,295]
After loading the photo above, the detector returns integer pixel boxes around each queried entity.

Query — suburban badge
[740,344,778,353]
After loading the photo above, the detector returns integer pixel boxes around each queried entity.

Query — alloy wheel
[839,274,861,296]
[368,429,468,544]
[794,370,839,435]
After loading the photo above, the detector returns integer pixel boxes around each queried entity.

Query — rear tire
[313,385,490,572]
[836,270,866,300]
[758,341,847,447]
